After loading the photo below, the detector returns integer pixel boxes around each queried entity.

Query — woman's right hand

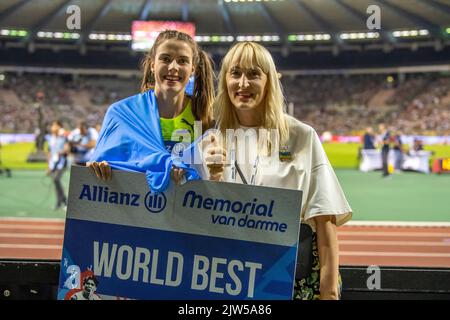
[87,161,112,181]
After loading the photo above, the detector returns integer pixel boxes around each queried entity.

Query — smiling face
[215,42,289,143]
[226,65,268,114]
[151,39,195,97]
[84,279,96,293]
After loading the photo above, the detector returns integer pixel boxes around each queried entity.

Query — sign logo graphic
[144,192,167,213]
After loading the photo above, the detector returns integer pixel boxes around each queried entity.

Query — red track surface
[1,218,450,267]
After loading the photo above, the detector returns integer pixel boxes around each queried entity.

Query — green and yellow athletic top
[160,100,196,152]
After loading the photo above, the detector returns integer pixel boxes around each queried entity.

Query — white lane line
[340,251,450,258]
[0,217,65,222]
[338,231,450,237]
[0,224,64,230]
[0,233,64,239]
[340,240,450,246]
[0,244,62,249]
[346,221,450,227]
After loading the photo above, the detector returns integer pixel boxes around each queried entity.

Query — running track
[0,217,449,267]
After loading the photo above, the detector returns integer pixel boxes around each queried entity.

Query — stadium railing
[0,260,449,300]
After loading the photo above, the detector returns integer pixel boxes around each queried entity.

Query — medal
[279,146,292,162]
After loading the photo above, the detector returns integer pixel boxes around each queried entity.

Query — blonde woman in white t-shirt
[207,42,352,300]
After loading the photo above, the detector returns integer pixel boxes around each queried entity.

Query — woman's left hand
[315,215,340,300]
[320,291,339,300]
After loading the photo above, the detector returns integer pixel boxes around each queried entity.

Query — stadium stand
[0,73,138,132]
[282,73,450,135]
[1,71,449,135]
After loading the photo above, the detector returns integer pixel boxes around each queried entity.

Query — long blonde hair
[140,30,215,129]
[214,42,289,146]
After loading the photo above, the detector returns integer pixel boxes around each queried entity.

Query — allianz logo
[78,184,166,213]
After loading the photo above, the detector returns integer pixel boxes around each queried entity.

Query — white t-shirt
[47,134,67,171]
[217,116,352,232]
[68,127,99,163]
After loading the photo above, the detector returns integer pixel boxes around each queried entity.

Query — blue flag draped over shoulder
[90,90,201,193]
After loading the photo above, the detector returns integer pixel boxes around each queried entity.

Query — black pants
[382,149,389,176]
[50,169,67,208]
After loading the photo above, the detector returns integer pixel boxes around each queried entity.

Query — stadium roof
[0,0,449,56]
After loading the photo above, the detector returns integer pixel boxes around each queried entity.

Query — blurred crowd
[0,73,138,133]
[282,73,450,135]
[1,72,450,136]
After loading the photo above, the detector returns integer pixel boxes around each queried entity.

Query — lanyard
[229,139,260,185]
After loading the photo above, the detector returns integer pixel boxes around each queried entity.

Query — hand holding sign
[87,161,112,181]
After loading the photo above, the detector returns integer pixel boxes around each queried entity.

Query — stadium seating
[1,72,449,135]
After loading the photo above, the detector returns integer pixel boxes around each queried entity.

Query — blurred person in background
[412,138,424,152]
[95,123,102,135]
[393,131,404,172]
[358,126,376,166]
[67,121,99,166]
[34,91,47,152]
[378,123,391,177]
[363,127,376,150]
[47,120,68,210]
